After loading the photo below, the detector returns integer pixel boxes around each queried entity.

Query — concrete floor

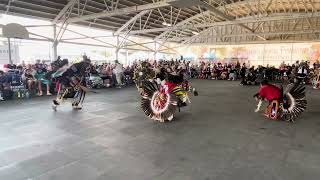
[0,80,320,180]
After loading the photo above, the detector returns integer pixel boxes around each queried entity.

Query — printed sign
[0,44,19,64]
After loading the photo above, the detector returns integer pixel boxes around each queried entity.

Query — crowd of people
[0,56,133,101]
[1,56,319,101]
[190,60,320,86]
[131,59,320,87]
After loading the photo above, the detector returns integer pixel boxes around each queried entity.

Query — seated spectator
[0,70,13,101]
[123,66,131,76]
[99,64,113,87]
[211,65,218,80]
[0,70,10,86]
[190,65,198,78]
[23,64,36,93]
[221,66,229,80]
[34,60,51,96]
[0,70,5,86]
[228,66,236,81]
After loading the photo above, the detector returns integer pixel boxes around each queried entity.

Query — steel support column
[154,41,157,61]
[116,35,119,60]
[126,50,129,65]
[7,38,12,64]
[53,25,58,61]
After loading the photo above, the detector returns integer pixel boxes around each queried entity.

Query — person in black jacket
[240,63,247,85]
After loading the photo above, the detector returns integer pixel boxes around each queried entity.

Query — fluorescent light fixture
[192,31,199,35]
[162,22,172,27]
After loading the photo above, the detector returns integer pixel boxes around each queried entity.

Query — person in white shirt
[113,60,124,87]
[297,63,308,84]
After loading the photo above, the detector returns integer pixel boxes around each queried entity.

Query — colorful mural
[178,45,251,63]
[178,43,320,66]
[310,44,320,60]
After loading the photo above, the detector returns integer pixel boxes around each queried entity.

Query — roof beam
[6,0,13,13]
[177,39,320,46]
[53,0,77,24]
[154,10,211,40]
[308,0,316,12]
[196,0,266,41]
[118,35,154,51]
[0,34,173,53]
[170,29,320,41]
[0,34,53,43]
[60,35,114,41]
[63,0,180,23]
[113,10,150,36]
[128,12,320,35]
[149,0,273,40]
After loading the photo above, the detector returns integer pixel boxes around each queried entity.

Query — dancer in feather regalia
[311,67,320,89]
[133,62,156,95]
[254,80,307,122]
[51,56,96,111]
[141,80,178,122]
[140,67,198,122]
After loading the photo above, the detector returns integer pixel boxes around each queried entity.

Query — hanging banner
[0,44,20,64]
